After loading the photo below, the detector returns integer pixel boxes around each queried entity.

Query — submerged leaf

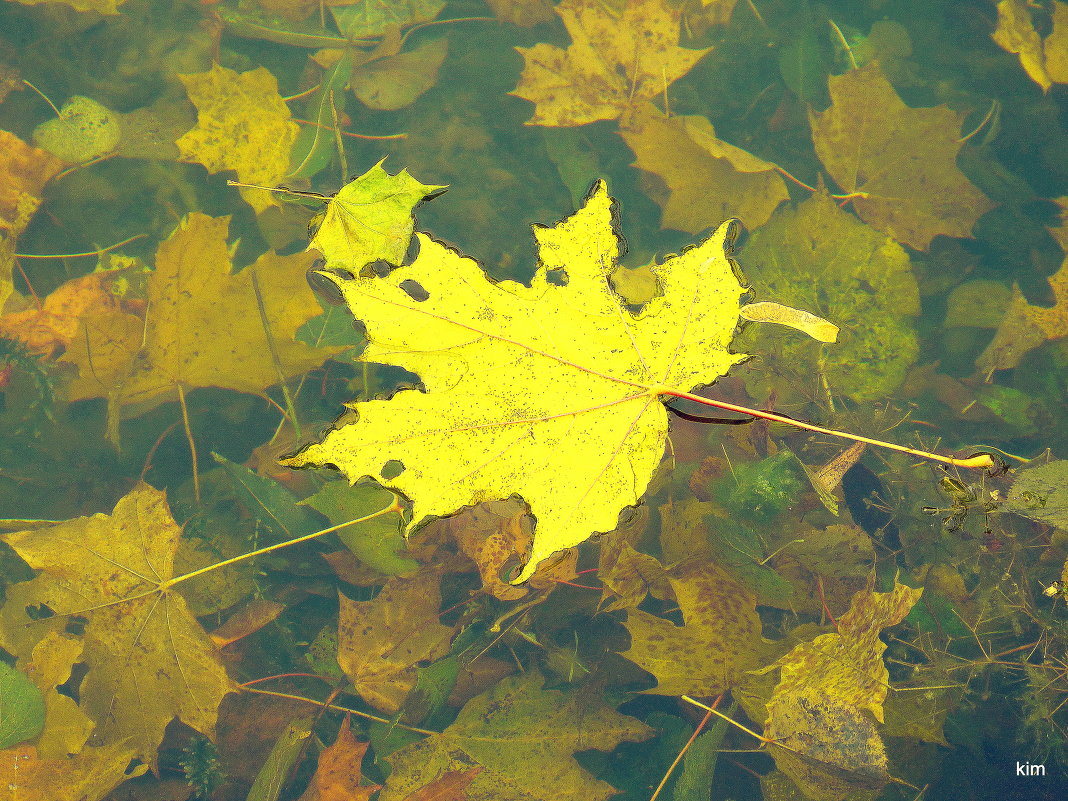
[739,188,919,403]
[0,485,234,768]
[810,63,993,250]
[177,64,299,214]
[381,671,652,801]
[511,0,710,126]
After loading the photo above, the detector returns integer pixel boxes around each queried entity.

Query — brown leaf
[621,559,763,695]
[297,719,380,801]
[511,0,710,126]
[810,63,993,250]
[0,742,145,801]
[337,571,454,713]
[209,599,287,648]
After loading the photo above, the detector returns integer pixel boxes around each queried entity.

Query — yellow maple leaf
[336,571,454,713]
[620,104,788,234]
[810,63,993,250]
[0,484,235,768]
[510,0,710,126]
[992,0,1068,90]
[60,213,342,419]
[282,182,756,583]
[176,64,299,214]
[978,196,1068,374]
[621,559,763,695]
[0,742,145,801]
[763,579,923,800]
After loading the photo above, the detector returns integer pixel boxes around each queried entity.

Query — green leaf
[674,712,730,801]
[1007,460,1068,530]
[246,717,314,801]
[330,0,445,39]
[0,661,45,749]
[212,453,323,541]
[309,159,446,271]
[302,481,418,575]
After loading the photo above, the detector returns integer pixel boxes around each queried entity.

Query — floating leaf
[282,181,753,583]
[177,64,299,214]
[0,484,234,768]
[810,63,993,250]
[510,0,710,126]
[739,301,839,343]
[621,559,763,695]
[308,160,446,271]
[380,671,652,801]
[620,105,788,234]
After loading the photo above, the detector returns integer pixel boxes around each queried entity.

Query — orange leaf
[297,718,380,801]
[810,63,993,250]
[401,766,482,801]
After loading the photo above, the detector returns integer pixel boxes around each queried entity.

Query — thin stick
[176,384,201,504]
[22,79,61,117]
[15,233,147,259]
[650,696,720,801]
[289,121,407,140]
[162,502,399,590]
[659,388,994,470]
[251,269,302,440]
[681,696,771,744]
[240,686,437,734]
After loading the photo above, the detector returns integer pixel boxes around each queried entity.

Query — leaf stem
[15,233,148,259]
[658,388,994,470]
[251,269,302,440]
[161,501,399,590]
[239,686,438,735]
[176,383,201,504]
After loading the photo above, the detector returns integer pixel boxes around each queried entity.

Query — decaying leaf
[400,767,482,801]
[0,742,145,801]
[0,130,63,313]
[810,63,993,250]
[620,105,789,234]
[283,182,755,583]
[60,214,342,423]
[32,96,121,164]
[380,671,652,801]
[621,559,763,695]
[992,0,1068,90]
[0,484,235,768]
[336,571,454,713]
[738,188,920,403]
[763,579,923,800]
[0,267,132,357]
[511,0,710,126]
[328,0,446,39]
[978,197,1068,373]
[297,718,379,801]
[350,37,448,111]
[485,0,554,27]
[176,64,299,214]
